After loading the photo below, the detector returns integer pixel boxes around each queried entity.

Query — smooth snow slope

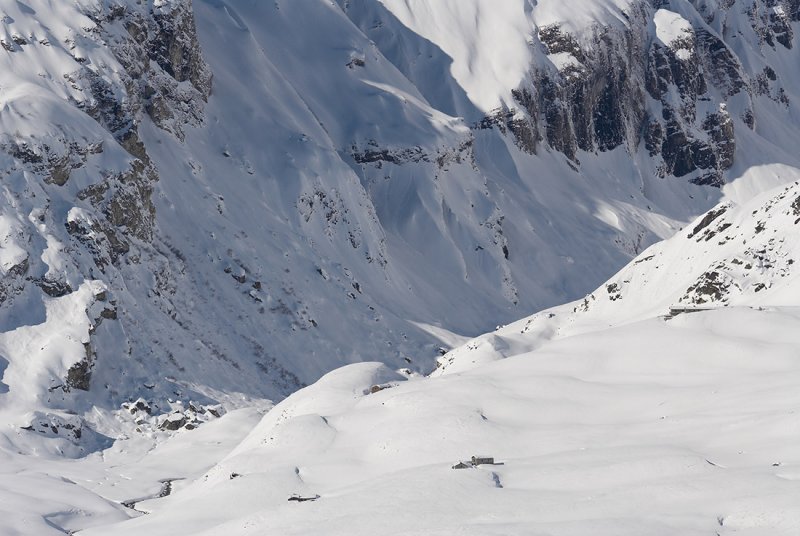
[77,180,800,536]
[80,311,800,535]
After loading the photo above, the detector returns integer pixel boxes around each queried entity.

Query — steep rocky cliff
[347,0,799,185]
[0,0,220,448]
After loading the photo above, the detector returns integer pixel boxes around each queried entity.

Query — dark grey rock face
[150,6,213,96]
[502,6,652,164]
[66,358,92,392]
[159,412,187,431]
[501,3,740,184]
[100,0,212,142]
[1,0,211,264]
[464,0,798,186]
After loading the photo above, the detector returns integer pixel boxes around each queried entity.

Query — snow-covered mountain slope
[437,174,800,375]
[67,175,800,536]
[1,165,796,535]
[82,315,800,535]
[2,0,800,482]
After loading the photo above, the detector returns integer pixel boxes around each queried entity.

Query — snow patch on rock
[654,9,694,60]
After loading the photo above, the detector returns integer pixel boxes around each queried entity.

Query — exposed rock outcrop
[0,0,212,417]
[448,1,794,185]
[490,2,751,185]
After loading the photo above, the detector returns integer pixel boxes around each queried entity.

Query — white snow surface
[438,178,800,376]
[373,0,536,112]
[654,8,693,45]
[653,8,694,59]
[82,309,800,535]
[4,174,798,536]
[72,179,800,536]
[0,0,800,533]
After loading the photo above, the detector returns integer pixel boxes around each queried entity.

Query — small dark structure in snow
[669,305,714,314]
[452,455,497,469]
[666,305,716,319]
[288,494,320,502]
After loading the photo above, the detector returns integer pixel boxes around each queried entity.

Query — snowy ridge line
[438,176,800,376]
